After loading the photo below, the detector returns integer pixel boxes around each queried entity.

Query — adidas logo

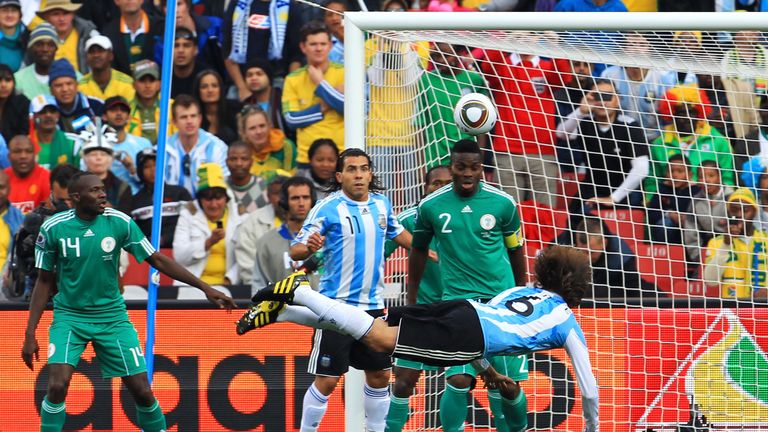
[84,229,95,237]
[461,205,473,213]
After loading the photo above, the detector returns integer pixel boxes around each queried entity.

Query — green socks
[385,395,411,432]
[40,396,66,432]
[488,389,510,432]
[439,384,469,432]
[501,389,528,432]
[136,399,167,432]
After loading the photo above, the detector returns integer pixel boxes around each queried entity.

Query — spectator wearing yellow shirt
[78,36,135,102]
[128,59,175,145]
[282,21,344,167]
[703,188,768,300]
[238,105,296,179]
[35,0,99,74]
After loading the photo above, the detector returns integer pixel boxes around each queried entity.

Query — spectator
[324,0,346,64]
[682,160,732,267]
[0,0,26,72]
[128,148,192,248]
[554,60,594,125]
[703,188,768,299]
[128,59,176,145]
[573,217,651,300]
[239,59,286,134]
[80,127,132,209]
[600,34,677,142]
[14,22,58,99]
[0,64,30,142]
[225,141,269,215]
[173,162,243,286]
[5,135,49,214]
[741,154,768,232]
[154,0,225,76]
[482,39,571,208]
[646,153,701,245]
[297,138,339,200]
[732,94,768,180]
[238,104,296,178]
[420,42,488,167]
[78,35,136,101]
[101,0,159,75]
[556,79,648,242]
[721,30,768,139]
[0,169,24,282]
[166,94,229,197]
[48,58,104,134]
[235,174,288,285]
[102,96,152,193]
[251,175,319,293]
[223,0,305,100]
[282,21,344,168]
[36,0,98,74]
[27,94,78,170]
[170,27,208,99]
[193,69,238,144]
[554,0,628,11]
[645,89,735,198]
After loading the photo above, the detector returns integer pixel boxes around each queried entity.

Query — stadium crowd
[0,0,767,304]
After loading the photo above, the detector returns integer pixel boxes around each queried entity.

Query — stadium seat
[177,285,233,300]
[555,171,584,209]
[590,209,646,249]
[636,243,687,293]
[122,285,148,300]
[519,200,569,252]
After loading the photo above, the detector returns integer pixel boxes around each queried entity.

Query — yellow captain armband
[504,230,524,249]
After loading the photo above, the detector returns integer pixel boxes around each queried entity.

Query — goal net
[345,11,768,432]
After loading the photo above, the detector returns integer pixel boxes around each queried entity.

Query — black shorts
[308,309,392,377]
[387,300,485,367]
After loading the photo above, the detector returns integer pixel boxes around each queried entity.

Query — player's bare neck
[75,208,97,221]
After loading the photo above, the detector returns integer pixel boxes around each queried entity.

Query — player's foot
[236,301,285,335]
[250,271,310,304]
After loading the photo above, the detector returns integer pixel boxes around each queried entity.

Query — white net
[361,22,768,432]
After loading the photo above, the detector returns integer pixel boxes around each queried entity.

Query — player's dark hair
[68,171,100,195]
[325,148,384,194]
[534,245,592,308]
[425,164,451,185]
[49,164,80,189]
[451,139,481,156]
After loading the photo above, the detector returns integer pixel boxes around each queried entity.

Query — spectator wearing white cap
[0,0,26,72]
[13,22,60,99]
[78,35,136,101]
[35,0,99,73]
[27,94,79,170]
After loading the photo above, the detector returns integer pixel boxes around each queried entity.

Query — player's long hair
[534,246,592,308]
[325,148,385,194]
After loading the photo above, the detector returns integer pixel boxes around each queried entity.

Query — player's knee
[365,369,390,388]
[314,376,340,396]
[46,377,71,401]
[132,387,156,407]
[392,370,421,397]
[499,381,521,400]
[446,374,473,389]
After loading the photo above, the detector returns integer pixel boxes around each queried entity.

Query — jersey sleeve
[293,204,329,247]
[412,203,434,249]
[501,199,524,250]
[122,218,156,263]
[564,327,599,432]
[34,225,56,271]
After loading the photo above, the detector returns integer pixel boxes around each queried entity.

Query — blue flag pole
[146,0,177,382]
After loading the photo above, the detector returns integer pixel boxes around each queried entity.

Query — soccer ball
[453,92,498,135]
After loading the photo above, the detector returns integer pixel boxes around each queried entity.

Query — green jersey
[35,208,156,322]
[418,69,489,168]
[385,206,444,304]
[413,183,524,300]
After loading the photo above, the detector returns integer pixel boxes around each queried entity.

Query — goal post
[342,11,768,432]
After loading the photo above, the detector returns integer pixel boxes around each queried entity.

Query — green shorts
[393,357,441,372]
[48,319,147,378]
[445,354,529,382]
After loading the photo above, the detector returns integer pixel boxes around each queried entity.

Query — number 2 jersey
[470,285,598,428]
[35,208,156,322]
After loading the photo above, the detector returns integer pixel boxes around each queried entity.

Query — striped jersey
[294,191,404,309]
[470,285,599,429]
[35,208,156,322]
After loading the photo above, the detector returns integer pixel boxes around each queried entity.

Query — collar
[120,11,149,36]
[278,223,297,241]
[510,52,540,67]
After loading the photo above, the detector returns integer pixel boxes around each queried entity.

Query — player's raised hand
[307,233,325,253]
[21,335,39,371]
[203,287,237,311]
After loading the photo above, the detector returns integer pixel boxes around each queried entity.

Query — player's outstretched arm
[22,269,54,371]
[564,330,599,432]
[146,252,237,310]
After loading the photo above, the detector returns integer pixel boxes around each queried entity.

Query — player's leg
[490,355,529,432]
[42,320,90,431]
[92,321,166,432]
[440,369,473,432]
[386,363,427,432]
[301,328,349,432]
[350,311,393,432]
[302,375,340,432]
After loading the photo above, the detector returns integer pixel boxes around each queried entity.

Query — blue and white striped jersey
[294,191,404,309]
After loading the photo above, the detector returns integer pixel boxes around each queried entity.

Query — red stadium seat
[636,243,687,293]
[518,200,569,253]
[122,248,175,286]
[555,171,584,209]
[590,209,646,249]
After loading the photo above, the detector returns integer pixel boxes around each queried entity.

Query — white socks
[293,285,375,340]
[301,383,329,432]
[364,383,390,432]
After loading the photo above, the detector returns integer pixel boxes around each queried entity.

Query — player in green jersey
[21,172,236,432]
[384,164,452,432]
[409,139,528,432]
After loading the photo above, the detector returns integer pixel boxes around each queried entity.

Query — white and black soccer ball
[453,92,498,135]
